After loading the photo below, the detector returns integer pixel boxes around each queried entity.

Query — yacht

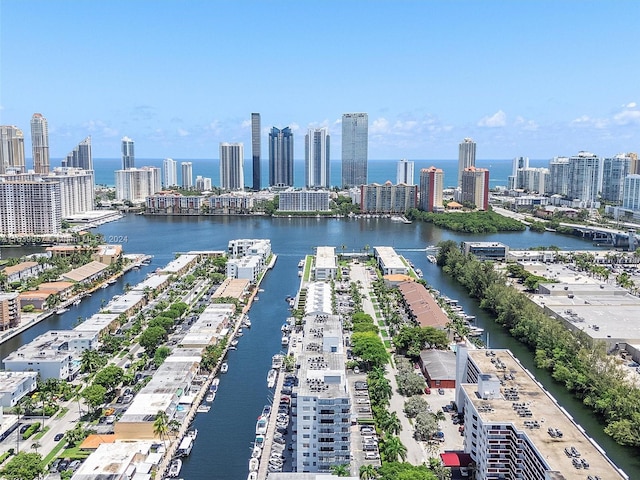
[55,308,69,315]
[267,369,278,389]
[255,417,268,435]
[249,457,259,473]
[281,335,289,346]
[176,435,194,457]
[251,445,262,458]
[220,362,229,373]
[167,459,182,478]
[210,378,220,392]
[196,405,210,413]
[243,318,252,328]
[73,299,81,306]
[272,354,284,369]
[206,392,215,402]
[427,255,437,264]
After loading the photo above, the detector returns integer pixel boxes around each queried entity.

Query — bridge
[567,224,639,249]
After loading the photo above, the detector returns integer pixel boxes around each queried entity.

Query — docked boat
[187,428,198,439]
[261,405,272,418]
[254,296,259,301]
[197,405,210,413]
[220,362,229,373]
[247,472,258,480]
[73,299,81,306]
[176,435,194,456]
[55,308,69,315]
[206,393,215,402]
[281,335,289,346]
[108,279,117,285]
[243,318,252,328]
[427,255,437,264]
[272,354,284,370]
[249,457,259,472]
[167,459,182,478]
[467,326,485,337]
[267,369,278,389]
[254,434,265,447]
[101,284,109,289]
[255,416,268,435]
[251,445,262,459]
[210,378,220,392]
[415,268,424,278]
[298,259,305,268]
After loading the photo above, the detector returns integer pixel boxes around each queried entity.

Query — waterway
[2,215,638,478]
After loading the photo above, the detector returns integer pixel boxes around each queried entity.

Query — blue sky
[1,0,638,160]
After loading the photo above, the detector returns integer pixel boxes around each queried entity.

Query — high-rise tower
[181,162,193,189]
[305,128,330,189]
[341,113,368,188]
[397,159,415,185]
[62,137,92,170]
[419,166,444,212]
[458,138,476,187]
[30,113,50,174]
[251,113,261,191]
[163,158,177,187]
[121,136,135,170]
[220,142,245,191]
[268,127,294,187]
[0,126,26,174]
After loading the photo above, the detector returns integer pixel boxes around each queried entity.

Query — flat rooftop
[304,282,332,315]
[315,246,337,270]
[212,278,250,299]
[0,371,38,391]
[374,246,407,271]
[71,441,154,479]
[464,350,626,479]
[131,274,169,292]
[74,313,120,334]
[158,254,197,274]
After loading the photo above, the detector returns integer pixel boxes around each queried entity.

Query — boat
[176,435,194,456]
[167,459,182,478]
[255,416,268,435]
[254,296,259,301]
[220,362,229,373]
[73,299,81,306]
[243,318,252,328]
[197,405,210,413]
[101,284,108,289]
[206,393,215,402]
[187,428,198,439]
[281,335,289,346]
[427,255,437,264]
[272,354,284,369]
[415,268,424,278]
[231,339,239,347]
[228,346,237,351]
[261,405,272,418]
[108,279,117,285]
[210,378,220,392]
[55,308,69,315]
[467,326,485,337]
[254,434,265,447]
[267,369,278,389]
[298,260,305,268]
[249,457,259,472]
[247,472,258,480]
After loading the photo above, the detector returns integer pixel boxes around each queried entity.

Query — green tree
[0,452,44,480]
[351,332,389,370]
[379,435,407,462]
[93,365,124,392]
[330,464,351,477]
[138,325,167,355]
[81,384,107,412]
[359,464,380,480]
[153,346,172,367]
[403,396,430,418]
[153,410,169,444]
[80,349,106,373]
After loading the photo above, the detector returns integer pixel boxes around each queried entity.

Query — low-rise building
[158,254,198,276]
[226,255,262,283]
[0,371,38,407]
[373,246,409,275]
[0,293,20,330]
[73,313,121,337]
[462,242,509,261]
[71,441,159,480]
[2,261,47,284]
[92,244,123,265]
[397,281,449,329]
[314,246,337,281]
[62,261,109,284]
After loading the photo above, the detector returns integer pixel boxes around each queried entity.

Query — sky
[1,0,639,161]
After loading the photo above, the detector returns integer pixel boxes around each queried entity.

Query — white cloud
[477,110,507,128]
[514,116,539,131]
[370,117,390,134]
[240,120,251,128]
[289,122,300,132]
[177,128,190,137]
[624,102,637,108]
[613,106,640,126]
[571,115,608,129]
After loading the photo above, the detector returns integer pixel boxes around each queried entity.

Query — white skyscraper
[567,151,601,204]
[396,159,414,185]
[163,158,177,187]
[457,138,476,187]
[181,162,193,189]
[115,167,161,203]
[0,181,61,234]
[121,136,135,170]
[341,113,368,187]
[0,126,26,174]
[61,137,92,171]
[30,113,50,175]
[219,143,244,191]
[305,128,330,188]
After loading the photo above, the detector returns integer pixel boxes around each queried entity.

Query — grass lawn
[33,426,50,440]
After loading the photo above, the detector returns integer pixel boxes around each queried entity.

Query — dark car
[19,424,31,434]
[57,459,70,472]
[54,433,65,441]
[49,459,61,472]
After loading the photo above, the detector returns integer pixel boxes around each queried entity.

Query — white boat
[167,459,182,478]
[206,393,215,402]
[187,428,198,439]
[281,335,289,346]
[197,405,210,413]
[467,326,485,337]
[251,445,262,459]
[249,457,259,472]
[261,405,271,418]
[220,362,229,373]
[176,435,194,456]
[254,434,265,447]
[231,339,239,347]
[55,308,69,315]
[210,378,220,392]
[101,284,108,289]
[427,255,437,264]
[254,296,260,301]
[272,354,284,369]
[108,279,117,285]
[255,416,268,435]
[243,318,252,328]
[73,299,81,306]
[267,369,278,389]
[247,472,258,480]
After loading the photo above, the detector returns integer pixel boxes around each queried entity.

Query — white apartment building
[396,159,414,185]
[227,239,272,260]
[279,190,330,212]
[220,142,244,191]
[0,372,38,407]
[145,193,205,214]
[0,125,26,174]
[373,246,409,275]
[314,246,337,281]
[623,174,640,212]
[209,193,254,214]
[360,182,417,214]
[195,175,212,191]
[0,181,62,235]
[226,255,262,283]
[49,167,95,217]
[163,158,177,187]
[115,167,161,203]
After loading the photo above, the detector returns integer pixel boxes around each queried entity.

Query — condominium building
[209,193,254,214]
[62,136,93,170]
[360,182,417,214]
[0,181,62,234]
[461,167,489,210]
[629,152,640,175]
[115,167,161,203]
[507,156,529,189]
[567,151,602,204]
[515,168,549,194]
[305,128,330,188]
[546,157,570,196]
[181,162,193,189]
[458,138,476,187]
[278,190,330,212]
[0,293,20,331]
[341,113,368,188]
[314,246,337,281]
[623,175,640,212]
[602,154,631,204]
[49,168,96,217]
[121,136,135,169]
[163,158,177,187]
[0,371,38,407]
[195,176,212,191]
[31,113,50,174]
[220,142,245,191]
[252,113,261,191]
[455,347,627,480]
[269,127,294,187]
[419,166,444,212]
[145,193,206,214]
[0,125,26,174]
[396,159,414,185]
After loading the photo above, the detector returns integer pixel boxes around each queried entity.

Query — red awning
[440,452,473,467]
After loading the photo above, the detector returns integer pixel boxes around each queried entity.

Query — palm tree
[31,441,41,454]
[330,464,350,477]
[379,410,402,436]
[379,435,407,462]
[153,410,169,446]
[359,464,379,480]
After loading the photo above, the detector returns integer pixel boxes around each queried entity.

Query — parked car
[424,387,431,394]
[54,433,65,441]
[438,388,445,395]
[19,424,32,434]
[68,460,82,471]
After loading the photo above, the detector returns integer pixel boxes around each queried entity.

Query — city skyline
[1,1,638,160]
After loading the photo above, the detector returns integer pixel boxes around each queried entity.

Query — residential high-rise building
[623,175,640,212]
[0,293,20,330]
[508,156,529,189]
[0,181,61,234]
[181,162,193,189]
[49,168,96,217]
[305,128,330,188]
[195,176,212,191]
[360,182,417,213]
[279,190,330,212]
[602,154,631,204]
[461,166,489,210]
[396,159,414,185]
[220,142,245,191]
[251,113,261,191]
[629,152,639,175]
[341,113,368,188]
[515,168,549,194]
[121,136,135,170]
[61,137,92,170]
[419,166,444,212]
[0,126,26,174]
[163,158,177,187]
[546,157,570,196]
[457,138,476,187]
[567,151,601,204]
[268,127,294,187]
[114,167,161,203]
[30,113,50,174]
